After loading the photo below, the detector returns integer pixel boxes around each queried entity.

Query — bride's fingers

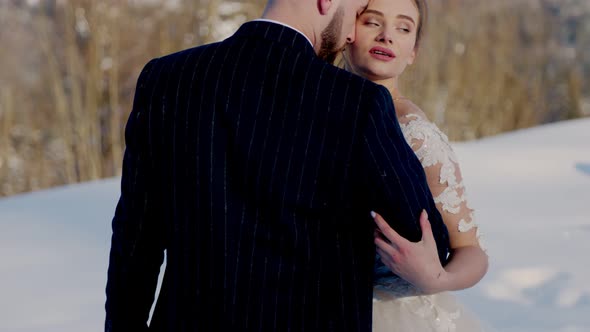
[374,229,384,240]
[376,248,389,261]
[376,248,396,267]
[419,210,435,244]
[371,211,408,247]
[375,234,399,252]
[378,255,403,276]
[374,229,393,246]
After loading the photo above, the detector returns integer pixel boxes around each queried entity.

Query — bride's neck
[371,77,403,100]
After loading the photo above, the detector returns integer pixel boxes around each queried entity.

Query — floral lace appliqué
[374,276,463,332]
[399,114,484,249]
[414,296,461,332]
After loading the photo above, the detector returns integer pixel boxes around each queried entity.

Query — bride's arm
[374,109,488,294]
[438,245,488,291]
[373,210,488,294]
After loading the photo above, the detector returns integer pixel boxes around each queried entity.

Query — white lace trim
[400,114,484,250]
[414,296,461,332]
[434,185,465,214]
[402,114,458,185]
[371,113,490,332]
[374,277,463,332]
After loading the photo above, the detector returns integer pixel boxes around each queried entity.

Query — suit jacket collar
[234,21,317,57]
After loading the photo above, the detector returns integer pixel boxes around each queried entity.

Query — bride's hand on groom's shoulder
[372,210,449,295]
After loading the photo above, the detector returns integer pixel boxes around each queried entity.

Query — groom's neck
[261,3,319,53]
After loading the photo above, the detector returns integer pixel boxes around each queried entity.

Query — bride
[341,0,490,330]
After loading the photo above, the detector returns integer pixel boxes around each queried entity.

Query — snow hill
[1,118,589,332]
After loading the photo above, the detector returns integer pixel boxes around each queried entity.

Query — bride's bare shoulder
[393,98,429,123]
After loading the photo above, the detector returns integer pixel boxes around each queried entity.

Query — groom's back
[146,21,377,331]
[107,20,449,332]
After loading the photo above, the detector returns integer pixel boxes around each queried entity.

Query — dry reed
[0,0,586,197]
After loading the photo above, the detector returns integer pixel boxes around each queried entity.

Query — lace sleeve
[399,113,485,251]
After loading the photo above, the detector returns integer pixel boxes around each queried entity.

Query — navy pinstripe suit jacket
[106,21,450,332]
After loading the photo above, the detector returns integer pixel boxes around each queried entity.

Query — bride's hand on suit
[372,210,449,295]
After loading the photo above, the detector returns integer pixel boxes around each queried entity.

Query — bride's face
[346,0,419,82]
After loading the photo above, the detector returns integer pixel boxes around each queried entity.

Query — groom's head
[263,0,369,63]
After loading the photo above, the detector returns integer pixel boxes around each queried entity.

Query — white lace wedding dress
[372,111,488,332]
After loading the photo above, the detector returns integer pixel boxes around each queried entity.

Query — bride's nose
[375,29,393,44]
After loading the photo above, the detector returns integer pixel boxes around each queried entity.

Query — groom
[105,0,450,331]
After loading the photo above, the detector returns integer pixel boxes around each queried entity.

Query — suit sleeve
[360,85,450,265]
[105,59,166,331]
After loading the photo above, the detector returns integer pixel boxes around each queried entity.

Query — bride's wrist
[418,268,450,295]
[433,268,451,293]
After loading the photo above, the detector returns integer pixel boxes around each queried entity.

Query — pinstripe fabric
[106,21,450,332]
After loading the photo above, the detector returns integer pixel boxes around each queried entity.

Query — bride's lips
[369,46,396,62]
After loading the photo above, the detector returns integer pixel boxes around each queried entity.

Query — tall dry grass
[400,0,585,140]
[0,0,264,197]
[0,0,586,197]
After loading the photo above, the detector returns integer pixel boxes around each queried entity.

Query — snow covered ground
[1,118,589,331]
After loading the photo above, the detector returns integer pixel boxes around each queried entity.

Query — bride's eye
[364,20,380,27]
[396,24,412,33]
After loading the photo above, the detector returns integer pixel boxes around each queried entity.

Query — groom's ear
[318,0,334,15]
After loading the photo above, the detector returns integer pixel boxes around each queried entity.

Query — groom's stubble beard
[318,5,345,64]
